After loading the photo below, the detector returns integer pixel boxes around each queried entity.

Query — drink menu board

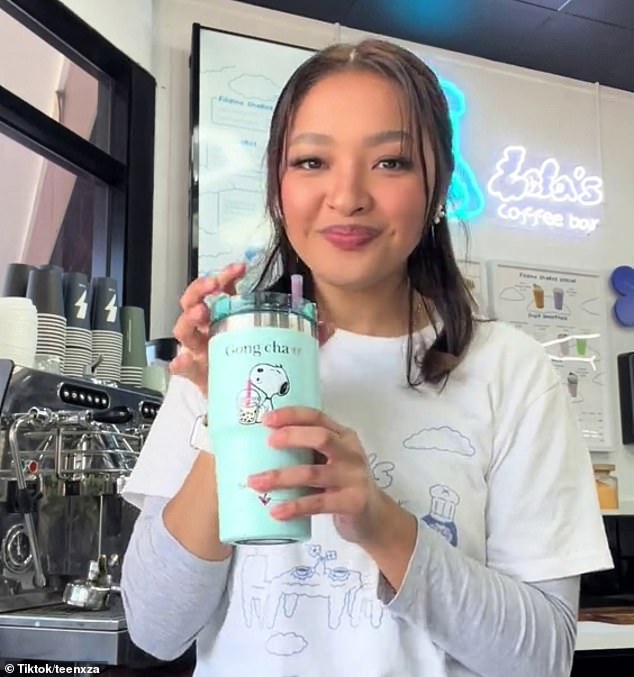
[193,28,311,279]
[487,261,612,450]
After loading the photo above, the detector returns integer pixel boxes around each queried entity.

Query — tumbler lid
[209,291,317,325]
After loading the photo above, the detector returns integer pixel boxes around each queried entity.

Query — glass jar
[593,464,619,510]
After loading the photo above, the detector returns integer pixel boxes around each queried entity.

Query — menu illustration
[488,261,612,450]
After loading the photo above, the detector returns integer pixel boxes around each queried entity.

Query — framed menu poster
[189,26,312,283]
[488,260,613,450]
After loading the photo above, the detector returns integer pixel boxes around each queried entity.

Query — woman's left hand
[247,406,386,546]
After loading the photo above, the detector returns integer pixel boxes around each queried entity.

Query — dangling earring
[433,204,446,225]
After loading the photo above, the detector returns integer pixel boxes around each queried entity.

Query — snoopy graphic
[238,363,290,424]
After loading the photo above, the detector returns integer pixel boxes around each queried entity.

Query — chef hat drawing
[428,485,460,522]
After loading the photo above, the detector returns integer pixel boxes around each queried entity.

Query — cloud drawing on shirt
[229,74,278,101]
[266,632,308,656]
[367,452,395,489]
[403,426,476,457]
[499,286,525,302]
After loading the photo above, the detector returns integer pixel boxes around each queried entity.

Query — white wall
[58,0,153,72]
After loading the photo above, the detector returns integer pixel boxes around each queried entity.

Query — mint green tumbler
[208,291,320,545]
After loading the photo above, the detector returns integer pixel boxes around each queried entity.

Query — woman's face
[280,70,430,293]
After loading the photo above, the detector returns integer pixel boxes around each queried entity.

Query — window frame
[0,0,155,333]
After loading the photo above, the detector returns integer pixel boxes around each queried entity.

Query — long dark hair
[256,39,475,387]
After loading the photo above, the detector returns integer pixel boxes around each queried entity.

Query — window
[0,128,106,278]
[0,7,112,153]
[0,0,155,330]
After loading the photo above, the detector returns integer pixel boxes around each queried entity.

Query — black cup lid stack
[1,262,149,385]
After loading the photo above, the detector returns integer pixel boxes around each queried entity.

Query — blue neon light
[439,78,485,222]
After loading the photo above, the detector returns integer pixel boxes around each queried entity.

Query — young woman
[121,39,611,676]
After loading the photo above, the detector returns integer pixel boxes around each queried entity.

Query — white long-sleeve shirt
[121,322,612,675]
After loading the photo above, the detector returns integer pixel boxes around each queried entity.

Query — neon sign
[423,64,604,234]
[487,146,603,234]
[439,79,485,222]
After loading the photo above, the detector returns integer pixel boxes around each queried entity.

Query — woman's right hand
[170,263,246,395]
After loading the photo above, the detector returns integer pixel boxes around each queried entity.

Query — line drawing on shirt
[265,632,308,656]
[237,363,290,424]
[366,452,395,489]
[240,544,384,631]
[421,485,461,547]
[349,581,385,629]
[402,426,476,457]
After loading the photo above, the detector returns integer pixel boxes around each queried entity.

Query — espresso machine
[0,358,162,666]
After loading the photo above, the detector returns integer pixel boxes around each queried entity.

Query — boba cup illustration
[576,338,588,356]
[237,387,260,425]
[532,284,545,309]
[207,283,320,545]
[567,372,579,398]
[558,333,570,356]
[237,364,290,424]
[553,287,564,311]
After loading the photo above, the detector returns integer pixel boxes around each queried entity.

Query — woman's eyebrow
[288,130,411,147]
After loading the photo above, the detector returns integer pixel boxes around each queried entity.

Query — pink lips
[321,225,380,251]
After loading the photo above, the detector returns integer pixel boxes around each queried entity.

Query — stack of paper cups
[91,277,122,382]
[63,272,93,378]
[0,297,37,367]
[121,306,147,386]
[26,267,66,373]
